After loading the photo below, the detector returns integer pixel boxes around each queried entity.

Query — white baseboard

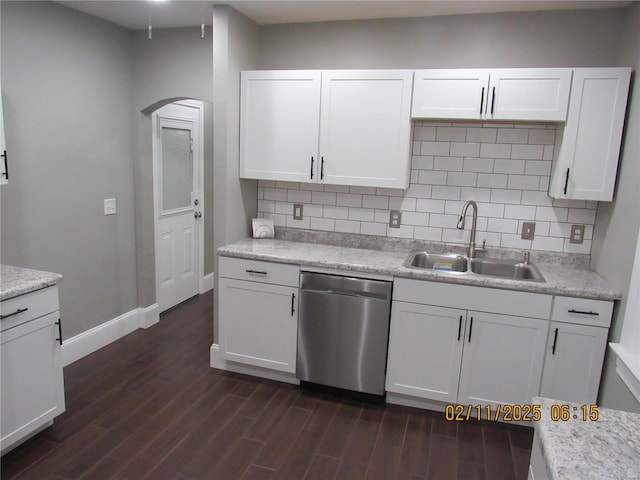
[202,272,214,293]
[209,343,299,385]
[62,303,159,366]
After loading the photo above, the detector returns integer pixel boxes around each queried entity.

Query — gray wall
[591,2,640,413]
[212,6,260,340]
[258,8,625,70]
[129,26,214,307]
[1,1,137,338]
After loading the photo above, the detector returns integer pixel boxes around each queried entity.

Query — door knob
[194,211,202,218]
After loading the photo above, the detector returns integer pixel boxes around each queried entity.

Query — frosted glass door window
[161,126,192,212]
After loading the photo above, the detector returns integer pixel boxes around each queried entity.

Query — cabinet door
[458,312,547,408]
[540,322,608,404]
[219,278,298,373]
[1,78,7,185]
[386,301,466,403]
[412,69,490,120]
[1,312,65,451]
[488,69,571,121]
[549,68,631,201]
[239,70,321,182]
[319,70,412,189]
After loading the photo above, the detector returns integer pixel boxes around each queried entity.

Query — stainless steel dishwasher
[296,272,392,396]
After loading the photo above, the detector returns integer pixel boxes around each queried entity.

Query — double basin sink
[404,251,545,282]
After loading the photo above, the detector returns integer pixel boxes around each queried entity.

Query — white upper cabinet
[412,68,571,122]
[1,79,7,185]
[240,70,321,182]
[240,69,413,189]
[318,70,413,188]
[549,67,631,201]
[411,69,490,120]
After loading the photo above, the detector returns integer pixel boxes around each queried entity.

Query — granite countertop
[533,397,640,479]
[1,265,63,301]
[217,237,622,301]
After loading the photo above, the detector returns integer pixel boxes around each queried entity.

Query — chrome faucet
[457,200,484,258]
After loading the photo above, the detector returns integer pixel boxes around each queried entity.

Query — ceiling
[56,0,633,30]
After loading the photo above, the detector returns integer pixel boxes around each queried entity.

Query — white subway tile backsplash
[447,172,478,187]
[466,127,497,143]
[436,126,467,142]
[257,122,598,255]
[451,142,481,157]
[416,199,446,213]
[511,144,544,160]
[507,175,540,191]
[463,157,494,173]
[310,217,335,231]
[434,156,463,171]
[361,222,387,236]
[497,128,529,144]
[337,193,363,208]
[477,174,508,189]
[421,141,450,156]
[287,190,312,203]
[349,208,375,222]
[480,143,511,159]
[362,195,389,209]
[528,129,556,145]
[335,219,360,234]
[494,159,525,174]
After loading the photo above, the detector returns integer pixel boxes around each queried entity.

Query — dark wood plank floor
[1,291,534,480]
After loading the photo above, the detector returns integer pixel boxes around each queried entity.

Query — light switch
[293,203,303,220]
[104,198,116,216]
[521,222,536,240]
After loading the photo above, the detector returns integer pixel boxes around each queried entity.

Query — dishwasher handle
[301,287,389,301]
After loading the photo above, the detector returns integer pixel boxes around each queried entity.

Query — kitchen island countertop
[533,397,640,479]
[218,237,622,301]
[1,264,63,301]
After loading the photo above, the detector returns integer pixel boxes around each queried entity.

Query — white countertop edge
[610,343,640,403]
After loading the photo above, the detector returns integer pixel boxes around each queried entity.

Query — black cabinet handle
[457,315,463,341]
[320,157,324,180]
[568,309,599,316]
[551,327,559,355]
[245,269,268,275]
[468,317,474,342]
[1,150,7,180]
[0,307,28,320]
[56,319,63,346]
[310,156,314,180]
[563,168,570,195]
[490,87,496,115]
[291,293,296,316]
[480,87,485,115]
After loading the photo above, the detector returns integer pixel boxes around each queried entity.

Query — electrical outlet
[104,198,116,216]
[389,210,402,228]
[570,224,585,244]
[521,222,536,240]
[293,204,303,220]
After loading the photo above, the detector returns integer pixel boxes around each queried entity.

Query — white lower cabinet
[1,287,65,453]
[386,278,552,412]
[539,296,613,404]
[218,257,299,374]
[457,312,547,408]
[386,302,465,403]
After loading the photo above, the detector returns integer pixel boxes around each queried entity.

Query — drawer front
[393,278,552,319]
[551,296,613,327]
[1,287,59,332]
[219,256,299,287]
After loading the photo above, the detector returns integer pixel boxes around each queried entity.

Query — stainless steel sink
[468,258,544,282]
[403,251,545,282]
[404,252,468,272]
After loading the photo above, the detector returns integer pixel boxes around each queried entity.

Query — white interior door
[153,101,203,313]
